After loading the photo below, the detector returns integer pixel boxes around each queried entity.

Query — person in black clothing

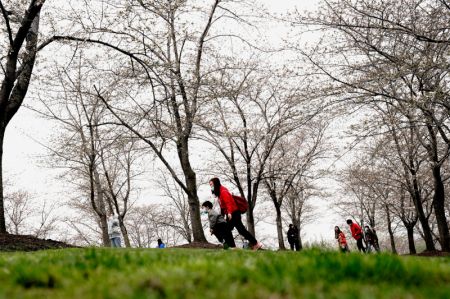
[364,226,380,253]
[287,224,300,251]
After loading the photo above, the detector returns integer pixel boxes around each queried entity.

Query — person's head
[289,224,293,229]
[201,201,213,211]
[209,177,221,197]
[335,226,341,238]
[364,226,371,232]
[157,238,162,245]
[346,219,353,225]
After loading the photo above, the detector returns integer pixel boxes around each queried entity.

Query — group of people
[335,219,380,253]
[107,212,165,249]
[107,177,379,253]
[201,177,263,251]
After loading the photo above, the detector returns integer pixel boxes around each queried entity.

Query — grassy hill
[0,248,449,299]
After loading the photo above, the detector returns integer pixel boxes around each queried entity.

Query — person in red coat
[347,219,366,252]
[209,177,262,250]
[335,226,349,253]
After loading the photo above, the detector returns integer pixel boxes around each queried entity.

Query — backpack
[232,194,248,213]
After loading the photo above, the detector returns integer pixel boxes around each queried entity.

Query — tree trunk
[93,169,110,246]
[406,225,416,254]
[274,204,285,250]
[245,170,256,236]
[385,206,397,254]
[0,5,45,235]
[0,125,6,234]
[119,221,131,247]
[178,139,206,242]
[99,214,110,246]
[246,201,256,237]
[411,175,435,251]
[297,226,303,250]
[431,165,450,251]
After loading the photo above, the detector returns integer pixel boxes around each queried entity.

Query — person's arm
[351,225,357,238]
[208,211,219,229]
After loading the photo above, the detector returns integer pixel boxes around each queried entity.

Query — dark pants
[213,222,234,248]
[356,238,366,252]
[288,239,300,251]
[227,211,257,247]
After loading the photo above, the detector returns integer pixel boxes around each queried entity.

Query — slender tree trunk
[0,125,6,234]
[406,225,416,254]
[93,169,110,246]
[385,206,397,254]
[246,171,256,236]
[119,221,131,247]
[99,214,110,246]
[411,176,435,251]
[274,204,285,250]
[431,165,450,251]
[246,202,256,237]
[178,139,206,242]
[297,226,303,250]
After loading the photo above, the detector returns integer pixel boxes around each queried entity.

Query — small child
[335,226,349,253]
[201,201,235,248]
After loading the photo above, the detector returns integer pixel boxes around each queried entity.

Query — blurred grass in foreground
[0,248,449,299]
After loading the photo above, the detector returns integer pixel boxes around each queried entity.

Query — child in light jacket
[202,201,234,248]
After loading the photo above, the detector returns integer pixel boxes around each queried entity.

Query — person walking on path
[347,219,366,252]
[287,224,300,251]
[108,212,122,248]
[364,226,380,253]
[335,226,349,253]
[209,177,262,251]
[201,200,234,249]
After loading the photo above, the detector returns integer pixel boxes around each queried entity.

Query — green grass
[0,248,449,299]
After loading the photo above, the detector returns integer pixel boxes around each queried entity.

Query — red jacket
[338,232,347,247]
[218,185,238,215]
[350,223,363,240]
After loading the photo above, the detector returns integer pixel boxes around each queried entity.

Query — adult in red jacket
[209,177,262,250]
[346,219,366,252]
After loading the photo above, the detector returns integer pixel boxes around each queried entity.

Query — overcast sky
[4,0,346,247]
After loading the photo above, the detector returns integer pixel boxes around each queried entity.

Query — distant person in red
[335,226,349,253]
[209,177,262,251]
[347,219,366,252]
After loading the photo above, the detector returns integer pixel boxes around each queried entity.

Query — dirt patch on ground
[414,250,450,257]
[0,234,76,252]
[172,242,222,249]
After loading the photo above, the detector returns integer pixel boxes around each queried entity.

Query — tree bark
[411,173,435,251]
[119,220,131,248]
[406,225,416,254]
[93,169,110,247]
[246,200,256,237]
[431,164,450,251]
[274,204,286,250]
[385,206,397,254]
[0,126,5,233]
[0,2,45,234]
[177,139,206,242]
